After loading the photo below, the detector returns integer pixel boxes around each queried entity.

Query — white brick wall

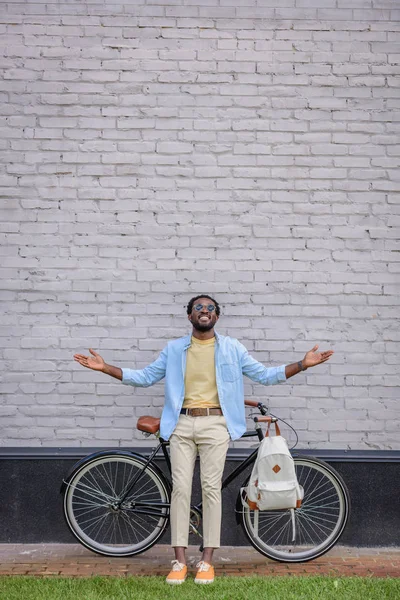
[0,0,399,449]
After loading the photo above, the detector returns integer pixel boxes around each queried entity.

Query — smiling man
[74,294,333,585]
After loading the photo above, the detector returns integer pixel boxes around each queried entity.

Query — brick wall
[0,0,399,449]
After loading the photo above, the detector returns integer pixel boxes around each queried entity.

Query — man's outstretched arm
[241,342,334,384]
[74,348,122,380]
[74,347,167,387]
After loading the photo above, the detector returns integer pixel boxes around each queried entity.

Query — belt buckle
[191,408,204,417]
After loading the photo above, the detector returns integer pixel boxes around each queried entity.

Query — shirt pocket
[221,363,240,382]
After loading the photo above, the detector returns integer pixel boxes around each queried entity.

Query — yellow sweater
[182,336,220,408]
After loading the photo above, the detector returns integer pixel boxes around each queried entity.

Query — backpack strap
[253,415,282,437]
[265,421,281,437]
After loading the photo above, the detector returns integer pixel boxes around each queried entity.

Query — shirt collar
[183,330,220,349]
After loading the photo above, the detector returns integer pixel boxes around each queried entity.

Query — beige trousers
[169,414,230,548]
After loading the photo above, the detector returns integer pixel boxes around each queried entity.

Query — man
[74,294,333,584]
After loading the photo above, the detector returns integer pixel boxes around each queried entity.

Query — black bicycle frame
[220,429,263,493]
[119,427,264,514]
[118,439,172,511]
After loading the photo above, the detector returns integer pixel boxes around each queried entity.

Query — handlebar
[244,400,261,408]
[245,400,298,449]
[244,399,269,416]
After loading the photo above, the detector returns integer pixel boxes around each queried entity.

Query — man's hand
[74,348,105,372]
[302,345,334,370]
[73,349,123,380]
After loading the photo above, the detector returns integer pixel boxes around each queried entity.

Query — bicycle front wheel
[239,455,350,563]
[63,453,170,557]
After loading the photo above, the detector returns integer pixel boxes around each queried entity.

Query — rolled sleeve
[240,344,286,386]
[121,368,148,387]
[265,364,287,385]
[121,348,167,387]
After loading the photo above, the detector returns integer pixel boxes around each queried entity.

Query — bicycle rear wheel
[239,455,350,563]
[63,453,170,557]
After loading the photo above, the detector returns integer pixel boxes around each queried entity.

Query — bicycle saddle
[137,416,160,434]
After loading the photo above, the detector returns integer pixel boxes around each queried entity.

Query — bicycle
[61,400,350,563]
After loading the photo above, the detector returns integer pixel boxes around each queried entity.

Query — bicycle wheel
[63,453,171,557]
[239,455,350,563]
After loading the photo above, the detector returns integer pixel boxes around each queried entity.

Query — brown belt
[180,408,223,417]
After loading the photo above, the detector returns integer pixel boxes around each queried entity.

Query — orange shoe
[195,561,215,584]
[166,560,187,585]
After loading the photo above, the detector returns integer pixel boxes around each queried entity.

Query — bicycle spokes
[64,455,170,556]
[241,457,349,562]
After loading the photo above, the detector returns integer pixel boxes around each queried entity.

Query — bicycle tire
[238,455,350,563]
[63,452,171,557]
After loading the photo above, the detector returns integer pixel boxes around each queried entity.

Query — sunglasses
[193,303,216,313]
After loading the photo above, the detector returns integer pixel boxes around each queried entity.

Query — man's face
[188,297,219,332]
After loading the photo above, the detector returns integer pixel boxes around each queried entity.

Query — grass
[0,575,399,600]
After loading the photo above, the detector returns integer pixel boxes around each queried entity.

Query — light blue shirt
[122,332,287,441]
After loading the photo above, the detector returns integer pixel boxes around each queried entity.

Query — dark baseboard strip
[0,447,399,462]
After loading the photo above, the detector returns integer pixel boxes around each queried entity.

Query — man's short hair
[186,294,220,317]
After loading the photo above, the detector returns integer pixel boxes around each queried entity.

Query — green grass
[0,576,398,600]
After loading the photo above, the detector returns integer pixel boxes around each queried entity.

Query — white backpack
[242,422,304,511]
